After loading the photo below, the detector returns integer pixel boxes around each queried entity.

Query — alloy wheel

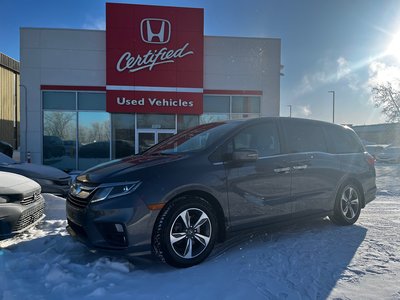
[169,208,212,259]
[340,186,360,220]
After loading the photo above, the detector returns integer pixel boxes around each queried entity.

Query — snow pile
[1,164,400,299]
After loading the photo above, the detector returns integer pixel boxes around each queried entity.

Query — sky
[1,0,400,125]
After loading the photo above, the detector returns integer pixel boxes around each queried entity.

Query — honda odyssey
[66,117,376,267]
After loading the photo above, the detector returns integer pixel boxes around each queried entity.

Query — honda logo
[140,18,171,44]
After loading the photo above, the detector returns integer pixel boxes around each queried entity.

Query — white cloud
[295,105,312,117]
[337,57,360,91]
[336,57,351,79]
[367,60,400,89]
[295,56,360,97]
[297,75,313,95]
[83,17,105,30]
[295,71,329,97]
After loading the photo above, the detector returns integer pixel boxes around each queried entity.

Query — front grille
[21,193,42,206]
[12,201,45,232]
[67,193,92,209]
[67,181,97,209]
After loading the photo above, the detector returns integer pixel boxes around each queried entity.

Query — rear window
[284,121,328,153]
[324,125,363,154]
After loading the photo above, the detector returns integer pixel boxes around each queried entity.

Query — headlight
[91,181,141,203]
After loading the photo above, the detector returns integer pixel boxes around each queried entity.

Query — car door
[281,119,340,216]
[224,121,293,229]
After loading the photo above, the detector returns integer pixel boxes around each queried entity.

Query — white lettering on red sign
[117,97,194,107]
[116,43,194,73]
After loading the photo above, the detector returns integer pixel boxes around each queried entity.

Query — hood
[0,162,70,180]
[78,154,185,184]
[0,171,41,195]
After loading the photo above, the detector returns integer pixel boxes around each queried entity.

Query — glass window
[43,111,77,171]
[137,114,175,129]
[145,122,236,155]
[325,126,363,154]
[111,114,135,159]
[284,121,328,153]
[78,92,106,110]
[232,123,280,157]
[177,115,200,131]
[200,114,229,124]
[78,112,110,170]
[43,91,76,110]
[203,96,230,113]
[232,96,260,113]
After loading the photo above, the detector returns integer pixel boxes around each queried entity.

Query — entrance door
[136,129,176,154]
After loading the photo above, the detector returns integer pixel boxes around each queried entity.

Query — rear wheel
[330,183,361,225]
[152,196,218,268]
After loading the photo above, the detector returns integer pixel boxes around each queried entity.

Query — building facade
[0,53,20,149]
[352,123,400,145]
[20,3,281,171]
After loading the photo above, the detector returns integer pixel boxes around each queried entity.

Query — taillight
[365,152,375,166]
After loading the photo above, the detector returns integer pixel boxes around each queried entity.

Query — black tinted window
[284,121,327,153]
[325,126,363,154]
[146,122,236,154]
[232,122,281,157]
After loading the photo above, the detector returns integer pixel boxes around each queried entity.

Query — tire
[330,183,362,225]
[152,196,218,268]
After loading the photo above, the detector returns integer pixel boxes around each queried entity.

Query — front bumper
[0,196,45,239]
[66,193,159,256]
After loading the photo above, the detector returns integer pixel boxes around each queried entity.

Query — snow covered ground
[1,164,400,300]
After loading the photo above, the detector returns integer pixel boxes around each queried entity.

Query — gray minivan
[66,117,376,267]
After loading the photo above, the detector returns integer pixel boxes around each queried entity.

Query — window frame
[209,120,281,163]
[42,90,111,170]
[201,94,262,124]
[280,119,329,154]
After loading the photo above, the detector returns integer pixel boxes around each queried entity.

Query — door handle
[293,164,308,170]
[274,167,291,173]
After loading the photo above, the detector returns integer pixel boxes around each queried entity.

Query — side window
[209,122,281,162]
[232,123,281,157]
[325,126,363,154]
[284,121,327,153]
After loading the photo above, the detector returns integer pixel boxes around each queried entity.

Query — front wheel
[152,196,218,268]
[330,183,362,225]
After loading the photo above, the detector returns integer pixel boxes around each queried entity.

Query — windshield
[0,152,17,165]
[144,122,237,155]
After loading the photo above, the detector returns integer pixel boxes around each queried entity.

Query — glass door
[138,131,156,154]
[136,129,176,154]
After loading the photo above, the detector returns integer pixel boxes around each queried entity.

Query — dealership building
[20,3,281,171]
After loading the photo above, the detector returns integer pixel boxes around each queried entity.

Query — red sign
[106,3,204,114]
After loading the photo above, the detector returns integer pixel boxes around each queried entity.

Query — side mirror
[232,149,258,162]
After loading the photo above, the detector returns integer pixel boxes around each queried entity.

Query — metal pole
[287,105,292,117]
[19,84,27,162]
[328,91,335,123]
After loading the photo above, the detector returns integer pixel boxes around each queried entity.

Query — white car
[376,146,400,163]
[0,171,45,239]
